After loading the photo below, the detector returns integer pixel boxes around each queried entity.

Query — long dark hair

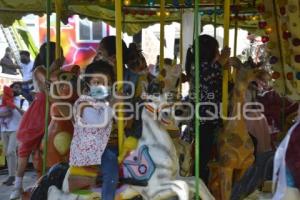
[32,42,63,71]
[197,34,219,64]
[99,36,129,63]
[99,36,146,70]
[185,34,219,75]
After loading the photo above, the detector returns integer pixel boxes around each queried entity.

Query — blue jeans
[101,147,118,200]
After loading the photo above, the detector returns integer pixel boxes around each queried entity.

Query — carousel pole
[55,0,62,58]
[232,0,239,82]
[214,0,217,38]
[115,0,124,157]
[271,0,287,135]
[159,0,165,70]
[194,0,200,199]
[42,0,51,175]
[180,9,183,66]
[178,9,183,97]
[222,0,231,119]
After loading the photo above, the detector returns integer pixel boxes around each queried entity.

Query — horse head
[141,79,183,133]
[233,57,263,97]
[50,65,80,102]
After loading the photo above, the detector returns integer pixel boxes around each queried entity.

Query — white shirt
[1,96,23,132]
[20,61,34,81]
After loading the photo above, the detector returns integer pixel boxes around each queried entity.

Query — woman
[10,42,63,200]
[185,34,231,183]
[95,36,147,162]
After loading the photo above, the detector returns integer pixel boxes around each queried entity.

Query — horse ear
[147,78,163,95]
[141,81,148,100]
[141,81,148,94]
[70,65,81,75]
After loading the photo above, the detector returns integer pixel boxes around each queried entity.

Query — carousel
[0,0,300,200]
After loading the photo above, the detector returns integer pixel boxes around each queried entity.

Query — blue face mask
[89,85,111,99]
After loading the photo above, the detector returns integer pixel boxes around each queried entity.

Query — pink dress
[69,95,112,166]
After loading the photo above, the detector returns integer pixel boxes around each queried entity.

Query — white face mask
[89,85,111,100]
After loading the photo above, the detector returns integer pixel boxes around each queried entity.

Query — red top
[17,92,49,144]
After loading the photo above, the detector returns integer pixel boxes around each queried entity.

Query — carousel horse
[45,81,214,200]
[173,137,193,177]
[34,65,79,176]
[159,62,194,177]
[208,58,259,200]
[173,101,195,177]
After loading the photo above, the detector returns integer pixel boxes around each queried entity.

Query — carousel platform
[0,169,273,200]
[0,170,36,200]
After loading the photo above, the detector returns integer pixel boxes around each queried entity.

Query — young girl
[69,60,118,200]
[185,35,231,183]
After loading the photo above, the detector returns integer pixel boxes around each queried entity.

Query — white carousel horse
[47,83,214,200]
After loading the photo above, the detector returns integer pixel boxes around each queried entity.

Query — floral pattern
[190,62,222,125]
[69,95,112,166]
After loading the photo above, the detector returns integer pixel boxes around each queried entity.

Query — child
[0,86,15,130]
[185,34,231,183]
[0,83,26,186]
[69,60,118,200]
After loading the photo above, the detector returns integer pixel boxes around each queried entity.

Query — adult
[245,80,272,154]
[255,70,298,134]
[185,34,231,183]
[0,47,20,75]
[10,42,63,200]
[19,50,34,82]
[0,82,27,186]
[19,50,34,103]
[95,36,147,161]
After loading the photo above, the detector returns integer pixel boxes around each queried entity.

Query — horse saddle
[68,145,155,192]
[123,145,156,182]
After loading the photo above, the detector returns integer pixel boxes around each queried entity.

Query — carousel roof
[0,0,259,34]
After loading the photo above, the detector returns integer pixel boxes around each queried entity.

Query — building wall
[0,27,8,64]
[142,22,179,65]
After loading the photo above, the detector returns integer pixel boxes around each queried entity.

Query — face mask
[89,85,111,99]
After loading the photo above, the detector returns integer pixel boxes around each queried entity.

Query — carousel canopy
[0,0,259,34]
